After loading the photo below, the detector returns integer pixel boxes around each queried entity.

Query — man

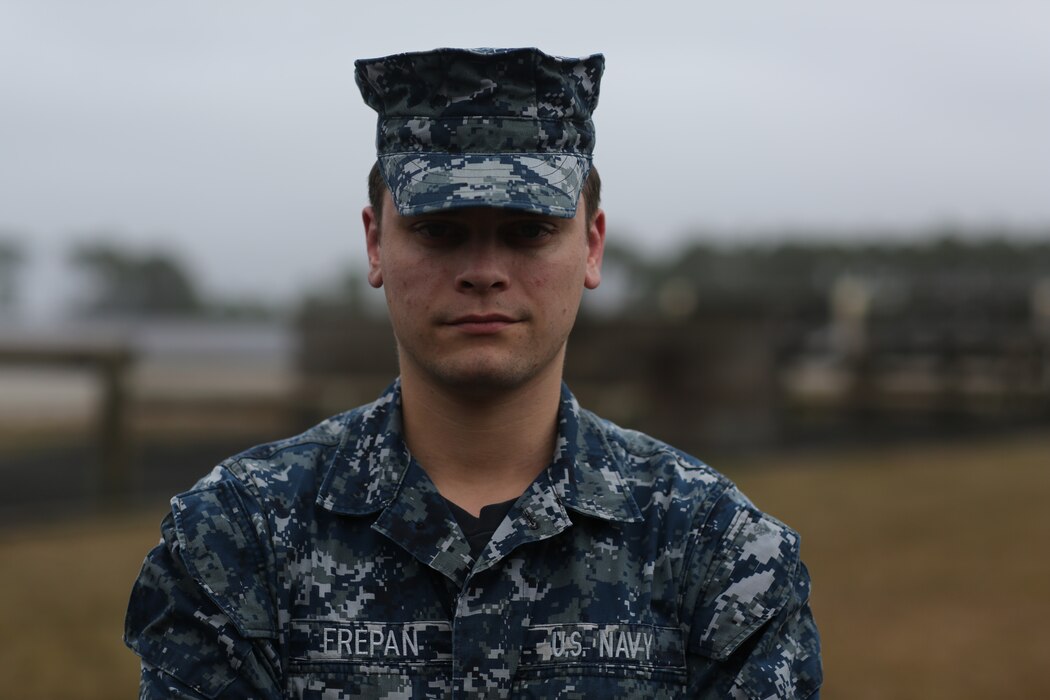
[126,47,821,698]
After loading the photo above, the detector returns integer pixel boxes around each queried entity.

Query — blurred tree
[207,298,284,321]
[0,236,25,312]
[296,264,394,321]
[69,242,203,317]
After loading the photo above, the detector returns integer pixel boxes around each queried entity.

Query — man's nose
[455,237,510,292]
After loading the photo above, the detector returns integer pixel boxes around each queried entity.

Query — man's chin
[435,367,534,395]
[398,341,567,397]
[419,356,547,396]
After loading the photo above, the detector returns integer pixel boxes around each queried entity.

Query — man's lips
[446,314,519,335]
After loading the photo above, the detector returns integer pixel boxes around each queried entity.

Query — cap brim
[379,153,589,218]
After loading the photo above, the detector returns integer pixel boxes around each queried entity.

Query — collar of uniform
[316,380,410,515]
[316,380,642,524]
[545,384,643,524]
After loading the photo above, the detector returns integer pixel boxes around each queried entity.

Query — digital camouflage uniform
[125,382,821,698]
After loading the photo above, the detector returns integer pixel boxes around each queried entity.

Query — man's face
[363,192,605,395]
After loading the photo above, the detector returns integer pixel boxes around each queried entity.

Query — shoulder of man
[123,399,379,697]
[581,409,822,697]
[181,387,394,518]
[576,405,738,524]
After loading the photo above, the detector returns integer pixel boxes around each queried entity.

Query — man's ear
[584,208,606,290]
[362,205,383,288]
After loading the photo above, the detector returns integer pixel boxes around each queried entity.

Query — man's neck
[398,368,563,517]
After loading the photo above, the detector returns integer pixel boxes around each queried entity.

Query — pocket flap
[688,508,800,660]
[172,479,277,639]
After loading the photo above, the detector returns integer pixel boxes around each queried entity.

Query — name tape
[521,623,684,667]
[291,620,683,668]
[291,620,452,663]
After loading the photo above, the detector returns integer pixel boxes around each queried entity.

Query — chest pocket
[286,619,452,699]
[510,623,686,699]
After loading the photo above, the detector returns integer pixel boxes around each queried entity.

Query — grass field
[725,433,1050,699]
[1,432,1048,698]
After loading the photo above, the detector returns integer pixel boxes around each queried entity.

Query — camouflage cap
[355,47,604,218]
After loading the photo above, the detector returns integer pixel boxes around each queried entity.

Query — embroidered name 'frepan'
[323,626,419,657]
[522,623,684,667]
[290,620,453,663]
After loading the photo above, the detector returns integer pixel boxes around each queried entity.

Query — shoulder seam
[583,408,714,470]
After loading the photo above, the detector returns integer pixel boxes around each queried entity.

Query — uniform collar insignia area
[547,384,642,524]
[315,380,641,524]
[315,383,410,515]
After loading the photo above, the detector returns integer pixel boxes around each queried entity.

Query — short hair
[367,161,602,225]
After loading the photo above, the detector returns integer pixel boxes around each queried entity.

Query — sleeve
[682,488,822,699]
[124,474,284,699]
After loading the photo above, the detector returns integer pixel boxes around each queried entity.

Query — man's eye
[413,222,458,240]
[508,221,555,241]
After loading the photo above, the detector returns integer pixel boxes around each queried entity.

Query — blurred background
[1,1,1048,697]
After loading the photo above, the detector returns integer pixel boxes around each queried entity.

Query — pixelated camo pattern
[125,381,821,698]
[355,48,603,218]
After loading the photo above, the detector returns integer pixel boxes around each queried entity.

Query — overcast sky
[2,1,1048,318]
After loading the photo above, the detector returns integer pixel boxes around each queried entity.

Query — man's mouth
[447,314,518,335]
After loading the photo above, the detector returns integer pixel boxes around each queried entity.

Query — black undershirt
[444,497,517,558]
